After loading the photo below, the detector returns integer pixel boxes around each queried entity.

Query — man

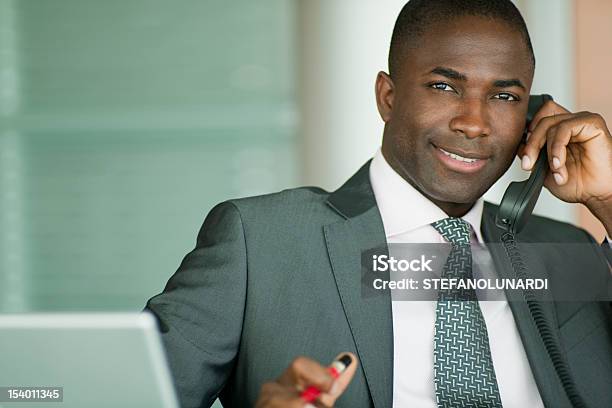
[146,1,612,407]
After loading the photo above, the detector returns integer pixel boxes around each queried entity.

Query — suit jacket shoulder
[229,185,333,223]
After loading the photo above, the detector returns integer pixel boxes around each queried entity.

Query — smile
[438,147,481,163]
[433,144,489,173]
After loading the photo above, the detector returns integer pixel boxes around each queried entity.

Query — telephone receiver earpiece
[495,94,553,234]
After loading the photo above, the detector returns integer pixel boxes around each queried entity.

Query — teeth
[439,148,479,163]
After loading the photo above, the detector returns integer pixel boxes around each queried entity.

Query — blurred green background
[0,0,298,312]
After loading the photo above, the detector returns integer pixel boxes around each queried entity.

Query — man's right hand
[255,352,358,408]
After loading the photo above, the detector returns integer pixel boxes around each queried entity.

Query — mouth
[432,143,489,173]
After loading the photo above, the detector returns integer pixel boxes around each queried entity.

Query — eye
[430,82,455,92]
[493,92,519,101]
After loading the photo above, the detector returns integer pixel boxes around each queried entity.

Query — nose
[449,97,491,139]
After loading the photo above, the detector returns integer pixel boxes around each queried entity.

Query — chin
[426,183,483,205]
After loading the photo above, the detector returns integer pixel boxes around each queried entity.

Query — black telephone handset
[495,94,553,234]
[495,94,586,407]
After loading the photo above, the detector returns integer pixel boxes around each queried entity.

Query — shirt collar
[369,148,485,244]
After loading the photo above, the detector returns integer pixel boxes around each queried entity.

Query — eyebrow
[429,66,526,91]
[492,79,526,91]
[430,67,466,81]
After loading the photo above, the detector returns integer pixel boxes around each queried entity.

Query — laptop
[0,312,179,408]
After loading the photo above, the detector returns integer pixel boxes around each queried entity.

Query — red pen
[300,354,353,403]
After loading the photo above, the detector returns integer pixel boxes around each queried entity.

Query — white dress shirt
[369,149,545,408]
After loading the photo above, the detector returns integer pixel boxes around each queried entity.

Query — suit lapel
[324,161,394,408]
[481,203,571,407]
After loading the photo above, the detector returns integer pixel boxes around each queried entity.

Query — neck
[381,148,476,218]
[428,198,474,218]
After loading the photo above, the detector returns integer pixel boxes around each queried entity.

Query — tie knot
[431,217,471,245]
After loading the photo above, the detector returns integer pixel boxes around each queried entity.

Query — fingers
[255,353,358,408]
[515,101,612,204]
[520,99,570,172]
[277,356,335,393]
[545,119,578,186]
[528,99,570,134]
[522,110,608,185]
[317,353,358,407]
[255,382,305,408]
[521,113,572,171]
[543,113,608,184]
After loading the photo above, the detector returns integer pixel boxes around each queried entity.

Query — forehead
[403,15,533,82]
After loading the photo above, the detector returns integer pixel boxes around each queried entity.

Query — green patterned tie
[431,218,502,408]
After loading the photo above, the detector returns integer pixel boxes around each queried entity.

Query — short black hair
[389,0,535,78]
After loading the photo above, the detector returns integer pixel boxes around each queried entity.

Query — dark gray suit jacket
[146,162,612,408]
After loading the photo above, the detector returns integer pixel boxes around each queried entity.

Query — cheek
[490,103,528,135]
[489,132,525,179]
[392,86,439,128]
[494,125,525,155]
[489,108,529,153]
[391,103,439,140]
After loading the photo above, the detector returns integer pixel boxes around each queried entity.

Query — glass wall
[0,0,298,312]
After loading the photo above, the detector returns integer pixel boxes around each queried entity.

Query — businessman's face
[377,16,534,215]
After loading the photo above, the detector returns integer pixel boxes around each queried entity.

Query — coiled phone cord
[500,231,587,408]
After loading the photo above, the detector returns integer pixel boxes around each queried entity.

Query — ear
[375,71,394,123]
